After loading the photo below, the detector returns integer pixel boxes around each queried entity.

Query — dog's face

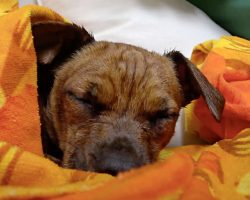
[33,21,225,175]
[50,42,183,174]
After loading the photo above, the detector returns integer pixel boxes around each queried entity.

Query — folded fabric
[0,0,67,156]
[1,129,250,199]
[0,1,250,199]
[186,36,250,143]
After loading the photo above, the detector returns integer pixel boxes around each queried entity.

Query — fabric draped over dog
[0,1,250,199]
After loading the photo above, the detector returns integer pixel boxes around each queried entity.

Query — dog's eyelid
[166,108,179,117]
[66,90,108,112]
[154,109,169,119]
[67,91,79,99]
[146,107,178,123]
[67,91,92,105]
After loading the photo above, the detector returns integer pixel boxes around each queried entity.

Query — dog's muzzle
[91,136,142,175]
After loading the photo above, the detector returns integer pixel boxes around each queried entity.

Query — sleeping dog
[33,21,225,175]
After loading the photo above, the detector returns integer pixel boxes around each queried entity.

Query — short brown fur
[33,21,225,175]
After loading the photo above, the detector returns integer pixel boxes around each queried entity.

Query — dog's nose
[93,137,141,175]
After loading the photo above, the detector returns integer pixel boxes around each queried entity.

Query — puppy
[33,21,225,175]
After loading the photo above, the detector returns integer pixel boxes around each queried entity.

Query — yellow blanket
[0,1,250,199]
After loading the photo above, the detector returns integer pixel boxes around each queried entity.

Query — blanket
[186,36,250,143]
[0,1,250,199]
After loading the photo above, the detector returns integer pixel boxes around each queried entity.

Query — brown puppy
[33,21,225,175]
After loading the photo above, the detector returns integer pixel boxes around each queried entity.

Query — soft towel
[0,1,250,199]
[186,36,250,143]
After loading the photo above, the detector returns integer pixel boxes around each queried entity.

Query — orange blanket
[0,1,250,199]
[186,37,250,143]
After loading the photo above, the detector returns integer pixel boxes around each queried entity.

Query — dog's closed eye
[147,109,179,125]
[146,109,179,132]
[67,91,107,115]
[140,109,178,138]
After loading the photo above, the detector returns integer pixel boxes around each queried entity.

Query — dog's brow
[142,96,178,114]
[143,97,165,112]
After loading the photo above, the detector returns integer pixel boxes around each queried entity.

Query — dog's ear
[32,21,94,105]
[165,51,225,122]
[32,21,94,159]
[32,21,94,65]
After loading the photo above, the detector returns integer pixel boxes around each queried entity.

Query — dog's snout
[95,153,136,176]
[92,137,141,175]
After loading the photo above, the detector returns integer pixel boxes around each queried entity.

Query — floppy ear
[32,21,94,159]
[32,21,94,105]
[32,21,94,65]
[165,51,225,122]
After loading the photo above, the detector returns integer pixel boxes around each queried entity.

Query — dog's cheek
[60,99,97,169]
[63,99,91,125]
[73,145,89,170]
[62,143,77,168]
[148,143,161,162]
[150,119,177,149]
[54,97,88,139]
[142,125,175,162]
[137,128,159,163]
[160,120,178,148]
[73,123,105,170]
[62,127,94,170]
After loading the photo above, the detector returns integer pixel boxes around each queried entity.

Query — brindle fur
[33,21,225,175]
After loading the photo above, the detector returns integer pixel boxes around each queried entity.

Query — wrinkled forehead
[64,42,181,113]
